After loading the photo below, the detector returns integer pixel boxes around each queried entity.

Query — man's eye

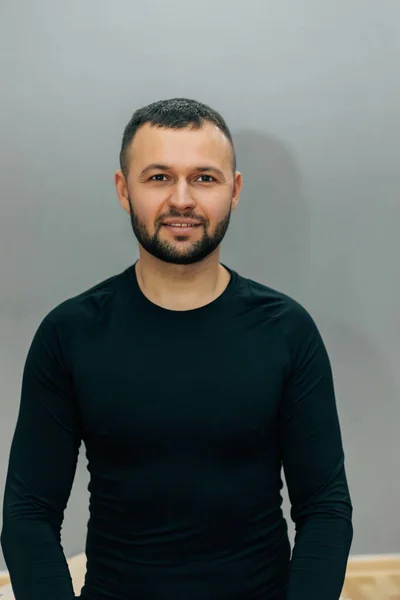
[149,174,214,182]
[197,175,214,183]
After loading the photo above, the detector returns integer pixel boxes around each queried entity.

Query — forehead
[130,122,233,170]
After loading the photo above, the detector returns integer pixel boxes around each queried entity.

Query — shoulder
[37,269,128,342]
[240,273,315,325]
[237,272,321,349]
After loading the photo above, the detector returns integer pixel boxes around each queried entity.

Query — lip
[162,219,202,226]
[162,224,202,234]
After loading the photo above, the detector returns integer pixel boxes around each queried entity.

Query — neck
[135,252,231,311]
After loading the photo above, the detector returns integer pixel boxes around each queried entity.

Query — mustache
[127,197,207,227]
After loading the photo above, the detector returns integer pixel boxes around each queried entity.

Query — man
[1,98,353,599]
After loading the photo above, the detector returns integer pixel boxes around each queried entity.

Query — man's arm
[278,304,353,600]
[1,311,82,600]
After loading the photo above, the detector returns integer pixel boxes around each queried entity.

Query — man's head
[115,98,242,265]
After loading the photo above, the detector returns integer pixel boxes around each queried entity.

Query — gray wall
[1,0,399,568]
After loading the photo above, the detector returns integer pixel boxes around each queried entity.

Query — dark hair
[119,97,236,178]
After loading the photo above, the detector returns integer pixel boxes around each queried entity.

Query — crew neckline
[125,260,238,319]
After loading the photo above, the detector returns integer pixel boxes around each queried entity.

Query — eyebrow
[139,164,226,179]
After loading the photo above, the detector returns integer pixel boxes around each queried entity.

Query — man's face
[116,122,242,265]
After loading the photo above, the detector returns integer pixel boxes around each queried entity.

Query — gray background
[1,0,399,569]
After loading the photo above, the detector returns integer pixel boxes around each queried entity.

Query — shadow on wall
[312,304,400,554]
[227,130,312,302]
[224,130,314,546]
[227,130,400,554]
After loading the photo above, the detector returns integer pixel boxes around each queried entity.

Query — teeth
[169,223,194,227]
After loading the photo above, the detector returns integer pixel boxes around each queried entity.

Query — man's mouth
[162,222,202,233]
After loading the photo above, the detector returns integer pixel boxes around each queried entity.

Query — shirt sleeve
[278,303,353,600]
[1,311,82,600]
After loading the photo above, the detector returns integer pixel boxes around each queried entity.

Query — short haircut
[119,97,236,177]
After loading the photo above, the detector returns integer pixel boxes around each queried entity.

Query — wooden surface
[341,556,400,600]
[1,554,400,599]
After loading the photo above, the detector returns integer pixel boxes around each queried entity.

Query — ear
[115,170,131,214]
[231,171,243,212]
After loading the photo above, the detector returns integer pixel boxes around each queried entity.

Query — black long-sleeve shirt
[1,262,353,600]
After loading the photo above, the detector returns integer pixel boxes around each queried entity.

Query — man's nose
[168,181,196,210]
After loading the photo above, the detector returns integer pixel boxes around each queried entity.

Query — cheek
[131,191,162,222]
[207,199,232,224]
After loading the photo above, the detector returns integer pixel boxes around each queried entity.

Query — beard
[127,195,232,265]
